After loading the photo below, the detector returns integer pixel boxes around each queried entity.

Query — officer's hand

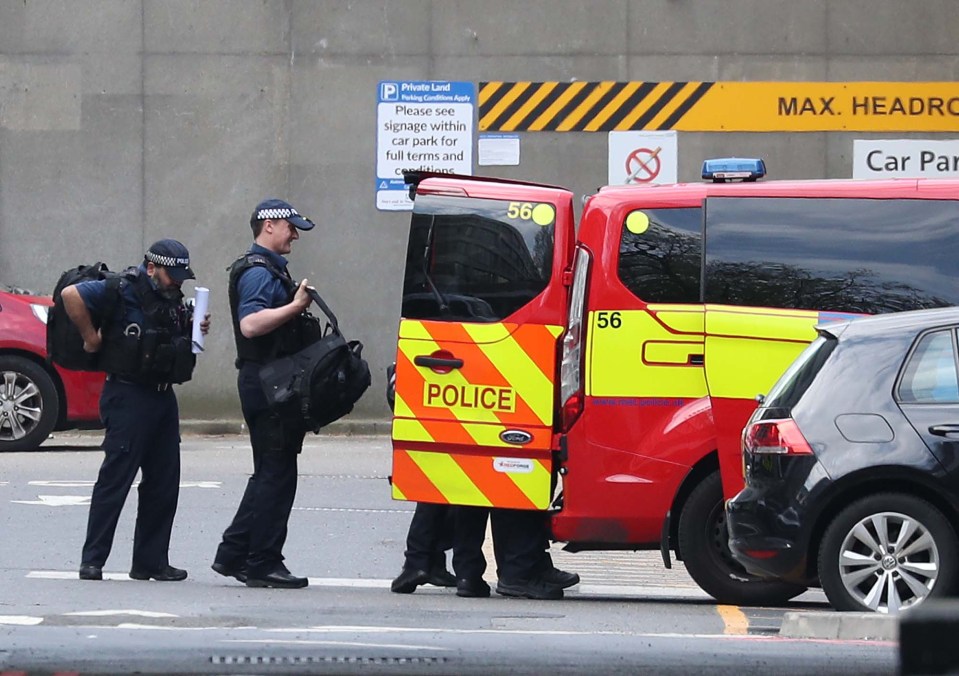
[199,313,211,336]
[82,331,102,354]
[293,279,311,311]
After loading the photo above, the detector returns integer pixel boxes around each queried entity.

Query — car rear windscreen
[763,334,838,411]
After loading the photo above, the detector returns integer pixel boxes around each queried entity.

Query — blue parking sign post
[376,81,475,211]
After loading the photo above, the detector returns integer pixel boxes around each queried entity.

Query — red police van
[391,159,959,604]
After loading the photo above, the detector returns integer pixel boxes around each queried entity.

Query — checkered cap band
[256,207,299,221]
[145,251,190,267]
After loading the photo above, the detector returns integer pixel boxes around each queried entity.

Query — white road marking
[26,480,221,489]
[65,610,179,618]
[29,480,94,487]
[12,495,91,506]
[24,570,706,600]
[29,571,130,581]
[0,615,43,625]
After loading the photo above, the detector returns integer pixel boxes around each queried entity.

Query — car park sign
[853,139,959,178]
[376,81,475,211]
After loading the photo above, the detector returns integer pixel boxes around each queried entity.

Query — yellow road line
[717,605,749,635]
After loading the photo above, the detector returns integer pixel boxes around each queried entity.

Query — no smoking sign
[608,131,677,185]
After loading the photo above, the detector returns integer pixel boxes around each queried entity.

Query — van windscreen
[401,193,555,322]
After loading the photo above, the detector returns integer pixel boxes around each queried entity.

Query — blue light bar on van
[701,158,767,182]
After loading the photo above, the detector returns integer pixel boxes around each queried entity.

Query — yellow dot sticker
[626,211,650,234]
[532,203,555,226]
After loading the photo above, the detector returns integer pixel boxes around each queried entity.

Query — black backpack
[47,263,123,371]
[257,284,371,433]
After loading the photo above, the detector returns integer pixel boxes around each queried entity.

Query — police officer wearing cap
[61,239,210,582]
[213,198,317,589]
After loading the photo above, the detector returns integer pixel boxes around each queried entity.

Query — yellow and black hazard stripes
[483,81,959,133]
[479,81,715,132]
[390,319,563,510]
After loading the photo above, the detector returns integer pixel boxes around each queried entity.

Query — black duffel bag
[258,287,370,433]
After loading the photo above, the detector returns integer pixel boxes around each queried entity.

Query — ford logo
[500,429,532,445]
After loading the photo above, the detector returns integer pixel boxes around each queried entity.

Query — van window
[899,330,959,404]
[704,198,958,313]
[402,193,555,322]
[618,207,701,303]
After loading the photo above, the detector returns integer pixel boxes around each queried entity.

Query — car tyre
[678,471,807,606]
[818,493,958,614]
[0,355,60,451]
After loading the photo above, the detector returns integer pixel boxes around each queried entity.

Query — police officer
[454,507,580,600]
[213,198,317,589]
[63,239,209,581]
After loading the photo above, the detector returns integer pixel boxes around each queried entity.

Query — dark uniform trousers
[215,363,305,578]
[82,379,181,570]
[452,506,553,583]
[402,502,455,573]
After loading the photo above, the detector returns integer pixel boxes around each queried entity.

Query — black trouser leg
[246,414,299,577]
[403,502,452,572]
[132,391,181,571]
[81,445,141,567]
[490,508,551,583]
[217,366,304,577]
[452,506,489,581]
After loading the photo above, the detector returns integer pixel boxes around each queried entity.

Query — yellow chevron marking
[557,81,615,131]
[391,417,435,443]
[507,459,552,508]
[391,484,408,500]
[464,323,553,425]
[481,82,532,131]
[398,320,433,340]
[398,335,500,429]
[585,81,644,132]
[503,82,558,131]
[393,389,414,419]
[408,450,492,507]
[530,81,588,131]
[614,81,673,131]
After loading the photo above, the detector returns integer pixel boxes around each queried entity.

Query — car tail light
[742,418,814,456]
[559,247,590,432]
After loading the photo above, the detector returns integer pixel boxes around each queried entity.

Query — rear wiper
[422,215,450,315]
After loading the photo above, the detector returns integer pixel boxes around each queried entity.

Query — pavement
[46,421,900,644]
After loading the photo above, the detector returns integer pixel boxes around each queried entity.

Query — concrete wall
[2,0,958,421]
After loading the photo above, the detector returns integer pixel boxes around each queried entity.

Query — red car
[0,284,104,451]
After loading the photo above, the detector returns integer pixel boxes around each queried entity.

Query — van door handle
[414,355,464,369]
[689,354,704,366]
[929,424,959,437]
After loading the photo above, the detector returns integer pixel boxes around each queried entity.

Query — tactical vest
[228,254,322,367]
[97,267,196,384]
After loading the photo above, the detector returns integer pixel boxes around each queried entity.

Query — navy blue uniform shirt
[75,264,155,328]
[236,244,292,319]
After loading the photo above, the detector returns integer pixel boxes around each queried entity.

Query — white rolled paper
[191,287,210,354]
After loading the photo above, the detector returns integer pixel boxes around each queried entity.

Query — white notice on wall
[376,81,475,211]
[478,134,520,166]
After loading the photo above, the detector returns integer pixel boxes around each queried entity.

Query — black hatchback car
[727,306,959,614]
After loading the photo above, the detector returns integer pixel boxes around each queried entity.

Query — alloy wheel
[836,511,939,614]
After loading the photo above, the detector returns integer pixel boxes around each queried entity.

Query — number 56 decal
[595,311,622,329]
